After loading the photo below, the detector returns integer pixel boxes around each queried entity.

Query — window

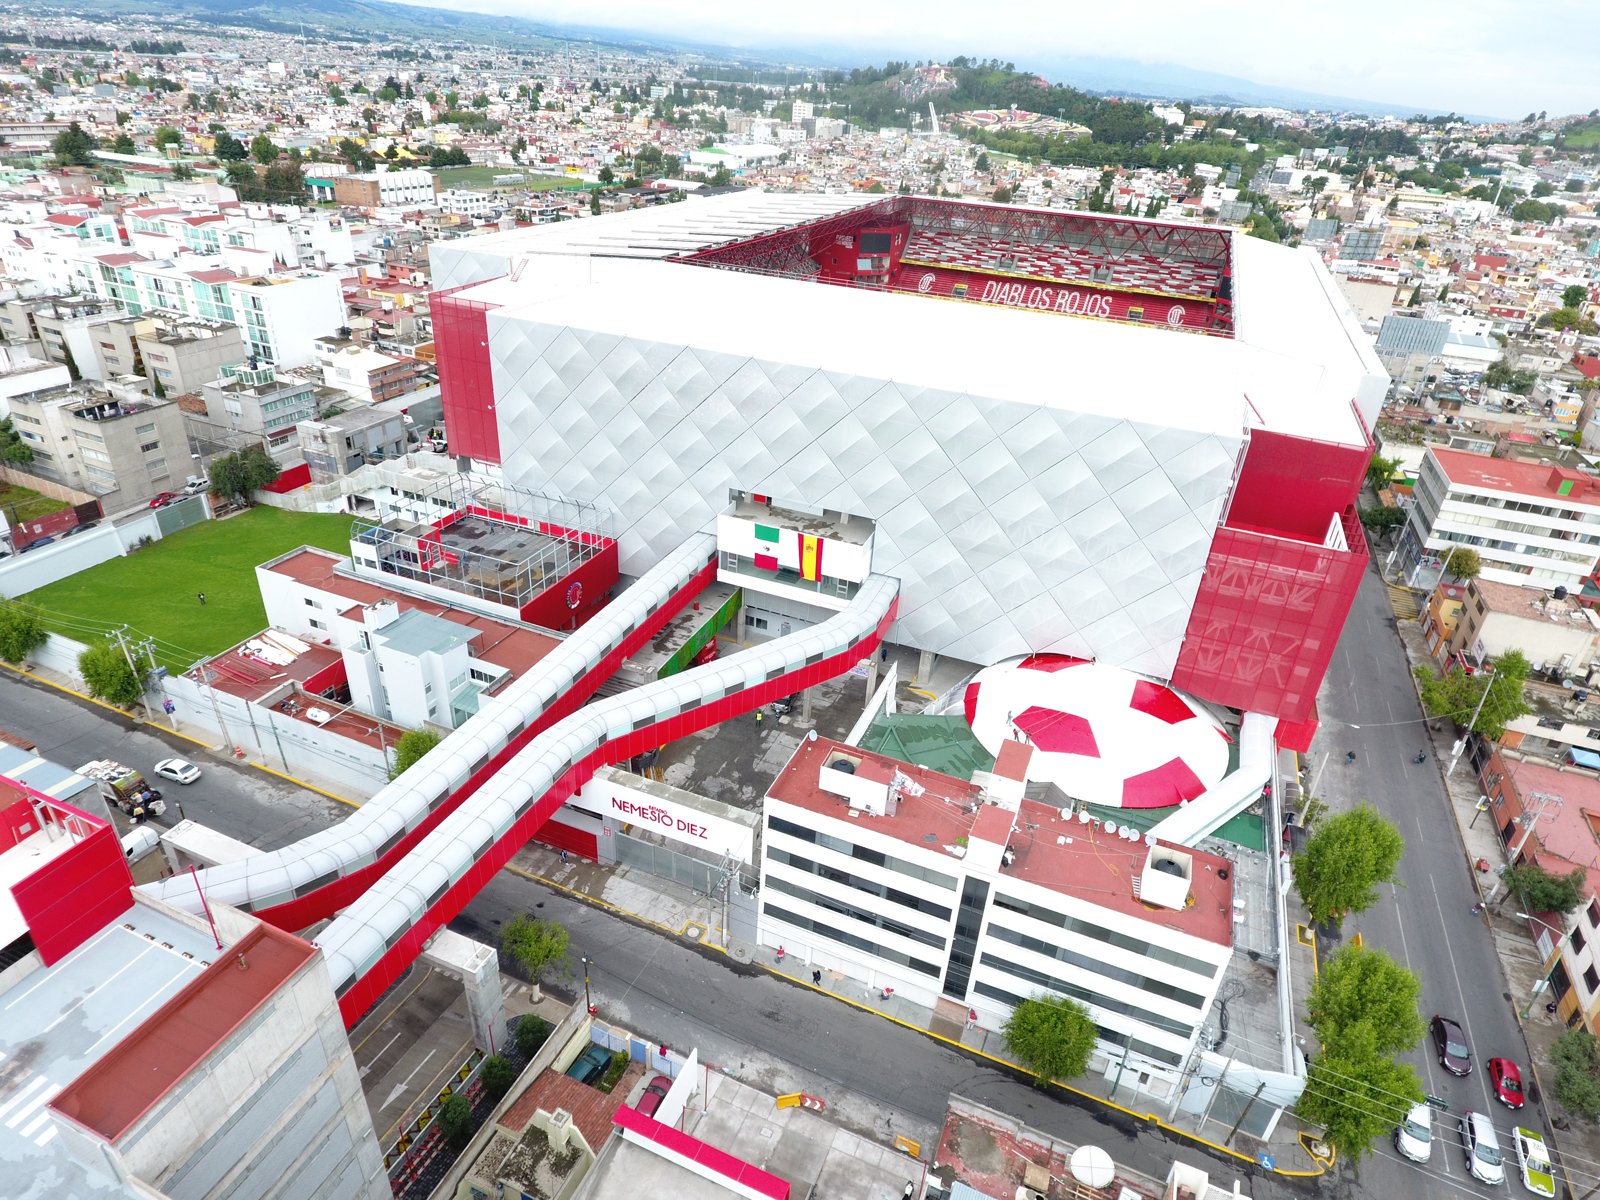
[1589,899,1600,927]
[766,814,958,890]
[141,440,160,453]
[308,618,327,631]
[1573,927,1586,954]
[304,598,319,608]
[1586,965,1599,993]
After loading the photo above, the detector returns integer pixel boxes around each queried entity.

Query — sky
[406,0,1598,119]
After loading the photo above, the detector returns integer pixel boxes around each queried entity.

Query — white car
[1514,1126,1556,1197]
[153,757,201,785]
[1461,1111,1506,1186]
[1394,1102,1432,1163]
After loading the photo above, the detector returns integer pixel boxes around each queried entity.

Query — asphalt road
[0,670,348,846]
[1306,561,1541,1200]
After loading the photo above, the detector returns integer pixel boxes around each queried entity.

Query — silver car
[1461,1111,1505,1186]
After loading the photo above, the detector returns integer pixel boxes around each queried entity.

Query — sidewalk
[506,841,1332,1179]
[1389,594,1599,1187]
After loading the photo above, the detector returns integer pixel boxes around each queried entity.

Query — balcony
[718,551,860,603]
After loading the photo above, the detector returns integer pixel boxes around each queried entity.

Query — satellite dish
[1102,821,1118,837]
[1144,832,1158,846]
[1077,810,1092,824]
[1070,1145,1115,1189]
[1060,807,1072,821]
[807,729,818,742]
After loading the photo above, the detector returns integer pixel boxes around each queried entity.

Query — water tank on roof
[1554,585,1569,600]
[828,760,856,775]
[1152,857,1185,877]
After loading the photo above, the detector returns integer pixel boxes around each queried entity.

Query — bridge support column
[422,928,507,1055]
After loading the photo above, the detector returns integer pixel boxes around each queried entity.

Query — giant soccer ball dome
[962,655,1230,809]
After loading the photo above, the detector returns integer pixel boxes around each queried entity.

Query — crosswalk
[0,1056,62,1149]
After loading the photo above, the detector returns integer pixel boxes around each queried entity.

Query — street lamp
[1516,911,1566,1019]
[581,955,595,1015]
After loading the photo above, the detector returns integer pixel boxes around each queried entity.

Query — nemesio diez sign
[580,770,755,864]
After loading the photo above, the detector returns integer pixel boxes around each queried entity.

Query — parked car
[1394,1101,1432,1163]
[635,1074,671,1118]
[1431,1014,1472,1076]
[149,491,179,508]
[182,476,210,495]
[62,521,98,537]
[565,1044,612,1086]
[1461,1111,1506,1186]
[1514,1126,1556,1197]
[1489,1057,1525,1109]
[19,535,55,552]
[153,757,202,785]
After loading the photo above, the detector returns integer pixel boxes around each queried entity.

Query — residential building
[7,380,190,506]
[31,297,134,382]
[200,362,320,457]
[1449,576,1600,675]
[437,188,496,220]
[1399,447,1600,591]
[759,735,1234,1100]
[333,170,440,209]
[85,313,156,382]
[0,346,70,418]
[136,315,248,396]
[1420,580,1469,665]
[313,337,431,404]
[299,407,408,483]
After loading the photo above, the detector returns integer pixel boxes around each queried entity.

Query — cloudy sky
[409,0,1594,118]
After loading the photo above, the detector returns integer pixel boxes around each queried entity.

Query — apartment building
[127,205,356,268]
[1448,576,1600,674]
[200,362,321,457]
[333,170,440,209]
[312,337,430,405]
[758,736,1233,1099]
[7,380,189,506]
[136,315,247,395]
[1399,447,1600,591]
[299,407,407,484]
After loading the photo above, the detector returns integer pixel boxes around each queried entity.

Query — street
[0,669,349,846]
[1307,561,1543,1200]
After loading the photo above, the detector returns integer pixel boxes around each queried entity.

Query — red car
[1489,1056,1524,1109]
[149,491,179,508]
[635,1074,671,1118]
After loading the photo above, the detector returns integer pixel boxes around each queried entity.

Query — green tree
[152,125,181,150]
[1553,1028,1600,1119]
[170,161,195,182]
[1504,863,1588,913]
[1294,804,1405,923]
[262,159,307,202]
[1511,198,1558,223]
[1358,506,1405,534]
[0,600,47,664]
[50,120,97,166]
[78,639,143,707]
[437,1094,474,1146]
[975,151,990,173]
[501,915,569,999]
[1306,945,1423,1055]
[590,189,601,216]
[1447,547,1482,581]
[514,1015,549,1058]
[481,1055,515,1103]
[1414,649,1532,739]
[1563,284,1588,309]
[510,134,526,164]
[1297,1024,1425,1162]
[597,165,614,184]
[1538,307,1598,335]
[390,728,441,778]
[110,132,134,155]
[1365,453,1402,491]
[213,131,247,161]
[337,137,373,172]
[1000,993,1097,1086]
[209,443,280,503]
[0,416,33,464]
[249,133,278,165]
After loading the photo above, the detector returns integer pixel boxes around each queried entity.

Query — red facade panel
[13,823,133,965]
[431,285,501,465]
[1225,429,1370,544]
[519,542,621,630]
[1171,515,1366,724]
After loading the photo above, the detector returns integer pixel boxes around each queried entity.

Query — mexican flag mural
[754,523,824,581]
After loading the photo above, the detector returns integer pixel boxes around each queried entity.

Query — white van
[120,825,160,864]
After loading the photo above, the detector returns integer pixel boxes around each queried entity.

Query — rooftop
[1431,446,1600,503]
[1470,577,1600,626]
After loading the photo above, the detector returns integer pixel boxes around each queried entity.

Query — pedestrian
[559,848,568,864]
[197,591,206,605]
[812,969,822,986]
[880,643,889,664]
[755,710,764,727]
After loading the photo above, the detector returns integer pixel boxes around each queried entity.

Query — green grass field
[21,508,357,670]
[435,164,590,191]
[0,482,71,523]
[1565,123,1600,149]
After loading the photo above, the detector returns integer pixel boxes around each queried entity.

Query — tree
[213,131,247,161]
[1532,181,1554,198]
[152,125,181,150]
[437,1094,474,1146]
[209,443,280,503]
[1503,863,1588,914]
[50,121,97,166]
[1294,804,1405,923]
[1306,945,1423,1056]
[481,1054,515,1103]
[249,133,277,165]
[0,417,33,465]
[1000,992,1097,1086]
[1414,649,1532,739]
[510,134,526,164]
[1297,1024,1425,1161]
[514,1016,549,1058]
[110,132,134,155]
[78,639,143,707]
[390,728,441,778]
[1365,453,1401,491]
[338,136,374,172]
[1563,284,1588,309]
[597,165,614,184]
[1358,505,1405,533]
[975,151,989,173]
[1447,547,1482,581]
[992,185,1013,203]
[1538,307,1598,335]
[0,600,47,664]
[171,161,195,182]
[501,915,569,999]
[1553,1029,1600,1119]
[590,189,601,216]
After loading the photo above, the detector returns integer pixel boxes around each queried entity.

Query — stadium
[431,191,1386,735]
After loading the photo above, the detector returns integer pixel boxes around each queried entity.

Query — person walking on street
[812,969,822,986]
[755,709,764,728]
[197,591,206,605]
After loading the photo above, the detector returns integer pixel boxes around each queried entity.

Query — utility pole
[1225,1081,1269,1145]
[1447,664,1496,774]
[1487,789,1564,906]
[200,665,234,752]
[113,626,155,724]
[139,638,176,731]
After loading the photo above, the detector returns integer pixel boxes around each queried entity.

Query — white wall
[578,767,755,862]
[0,519,156,599]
